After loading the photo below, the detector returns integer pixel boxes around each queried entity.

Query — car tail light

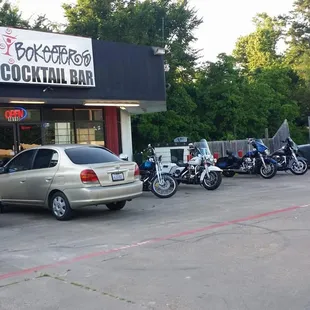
[134,164,140,178]
[80,169,99,184]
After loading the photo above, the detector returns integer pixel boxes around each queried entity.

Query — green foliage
[0,0,28,28]
[233,13,284,71]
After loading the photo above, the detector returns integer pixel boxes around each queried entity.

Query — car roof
[27,144,106,151]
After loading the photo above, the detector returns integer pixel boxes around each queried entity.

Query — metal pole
[265,127,269,148]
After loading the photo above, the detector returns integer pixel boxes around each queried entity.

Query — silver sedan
[0,145,143,220]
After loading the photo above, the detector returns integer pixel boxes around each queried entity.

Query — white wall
[154,146,190,163]
[120,109,133,161]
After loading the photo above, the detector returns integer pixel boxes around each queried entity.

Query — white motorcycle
[167,139,223,190]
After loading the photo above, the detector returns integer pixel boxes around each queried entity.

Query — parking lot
[1,172,310,310]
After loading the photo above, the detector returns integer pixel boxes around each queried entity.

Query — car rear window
[65,147,121,164]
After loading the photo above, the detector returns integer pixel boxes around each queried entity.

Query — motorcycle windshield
[194,139,212,157]
[288,137,298,152]
[254,139,268,153]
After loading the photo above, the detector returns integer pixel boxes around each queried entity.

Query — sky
[11,0,296,62]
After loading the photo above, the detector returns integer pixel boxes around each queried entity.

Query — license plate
[112,173,124,181]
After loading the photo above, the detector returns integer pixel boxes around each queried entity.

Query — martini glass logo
[0,28,17,64]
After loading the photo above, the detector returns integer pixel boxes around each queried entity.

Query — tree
[63,0,202,78]
[283,0,310,77]
[31,15,61,32]
[64,0,203,150]
[0,0,29,28]
[279,0,310,138]
[193,54,245,140]
[0,1,60,32]
[233,13,284,72]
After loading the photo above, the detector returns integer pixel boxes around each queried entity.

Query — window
[33,149,59,169]
[42,108,73,121]
[75,109,103,121]
[43,122,75,144]
[7,149,36,172]
[76,122,104,146]
[19,124,42,149]
[21,109,41,122]
[65,146,120,165]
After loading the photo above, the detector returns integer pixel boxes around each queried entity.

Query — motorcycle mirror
[148,144,152,148]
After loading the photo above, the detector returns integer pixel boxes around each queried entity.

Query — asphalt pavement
[1,172,310,310]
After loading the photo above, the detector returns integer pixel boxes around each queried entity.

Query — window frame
[4,149,37,173]
[32,148,60,170]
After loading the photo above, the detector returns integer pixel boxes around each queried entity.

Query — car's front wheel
[106,201,126,211]
[50,191,73,221]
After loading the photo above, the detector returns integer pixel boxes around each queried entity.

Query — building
[0,27,166,160]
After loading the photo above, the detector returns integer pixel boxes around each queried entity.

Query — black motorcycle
[139,144,178,198]
[216,138,278,179]
[271,137,308,175]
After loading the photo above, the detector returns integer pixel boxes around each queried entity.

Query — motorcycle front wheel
[202,171,222,190]
[259,163,277,179]
[290,160,308,175]
[151,174,178,198]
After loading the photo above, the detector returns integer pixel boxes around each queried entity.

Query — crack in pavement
[38,273,136,305]
[0,273,136,305]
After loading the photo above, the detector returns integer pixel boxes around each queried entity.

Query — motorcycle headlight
[265,150,270,155]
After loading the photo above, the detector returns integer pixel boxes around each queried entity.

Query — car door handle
[45,177,53,182]
[20,180,26,183]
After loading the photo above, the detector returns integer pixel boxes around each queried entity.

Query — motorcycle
[139,144,178,198]
[216,138,278,179]
[169,139,223,190]
[271,137,308,175]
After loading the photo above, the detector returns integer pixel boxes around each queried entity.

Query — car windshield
[65,146,121,165]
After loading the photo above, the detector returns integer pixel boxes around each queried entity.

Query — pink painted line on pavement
[0,204,308,281]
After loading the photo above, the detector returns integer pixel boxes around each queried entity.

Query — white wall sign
[0,27,95,87]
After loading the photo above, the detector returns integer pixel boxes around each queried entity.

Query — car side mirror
[0,167,6,174]
[119,153,129,161]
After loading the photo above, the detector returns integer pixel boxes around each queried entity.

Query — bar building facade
[0,27,166,160]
